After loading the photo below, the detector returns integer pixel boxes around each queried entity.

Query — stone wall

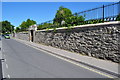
[34,22,120,63]
[16,32,29,41]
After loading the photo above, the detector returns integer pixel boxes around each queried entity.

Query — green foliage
[2,20,15,34]
[84,19,103,25]
[0,22,2,33]
[37,6,85,30]
[19,19,36,31]
[116,14,120,21]
[53,27,57,32]
[38,23,53,30]
[15,27,21,32]
[67,25,73,29]
[65,15,85,26]
[53,6,72,25]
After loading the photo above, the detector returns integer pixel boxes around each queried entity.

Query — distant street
[1,39,109,78]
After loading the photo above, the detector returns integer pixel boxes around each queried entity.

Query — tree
[2,20,15,34]
[53,6,72,26]
[26,19,36,27]
[38,23,53,30]
[0,22,2,34]
[20,21,27,31]
[116,14,120,21]
[15,27,21,32]
[65,14,85,26]
[19,19,36,31]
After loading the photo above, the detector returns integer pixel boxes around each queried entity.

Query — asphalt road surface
[1,39,110,78]
[0,39,3,80]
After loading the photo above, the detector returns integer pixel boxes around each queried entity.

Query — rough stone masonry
[34,22,120,63]
[16,32,29,41]
[16,21,120,63]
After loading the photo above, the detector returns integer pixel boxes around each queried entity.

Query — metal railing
[38,2,120,30]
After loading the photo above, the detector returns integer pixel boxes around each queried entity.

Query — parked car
[4,34,10,39]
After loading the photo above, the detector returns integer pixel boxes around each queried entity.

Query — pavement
[12,37,120,78]
[1,38,114,78]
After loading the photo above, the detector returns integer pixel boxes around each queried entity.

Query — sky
[2,2,118,27]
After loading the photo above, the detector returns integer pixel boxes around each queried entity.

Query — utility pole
[118,1,120,15]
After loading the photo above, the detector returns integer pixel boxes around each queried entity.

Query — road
[1,39,110,78]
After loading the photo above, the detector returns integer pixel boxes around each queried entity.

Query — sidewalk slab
[13,38,120,77]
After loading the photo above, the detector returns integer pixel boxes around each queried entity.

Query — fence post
[103,5,104,22]
[118,1,120,15]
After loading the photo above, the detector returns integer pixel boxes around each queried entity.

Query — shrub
[116,14,120,21]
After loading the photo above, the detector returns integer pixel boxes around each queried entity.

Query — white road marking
[2,66,5,79]
[4,58,6,62]
[7,75,10,78]
[14,38,114,78]
[27,43,114,78]
[6,64,8,69]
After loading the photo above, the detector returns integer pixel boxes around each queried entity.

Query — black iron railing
[38,2,120,30]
